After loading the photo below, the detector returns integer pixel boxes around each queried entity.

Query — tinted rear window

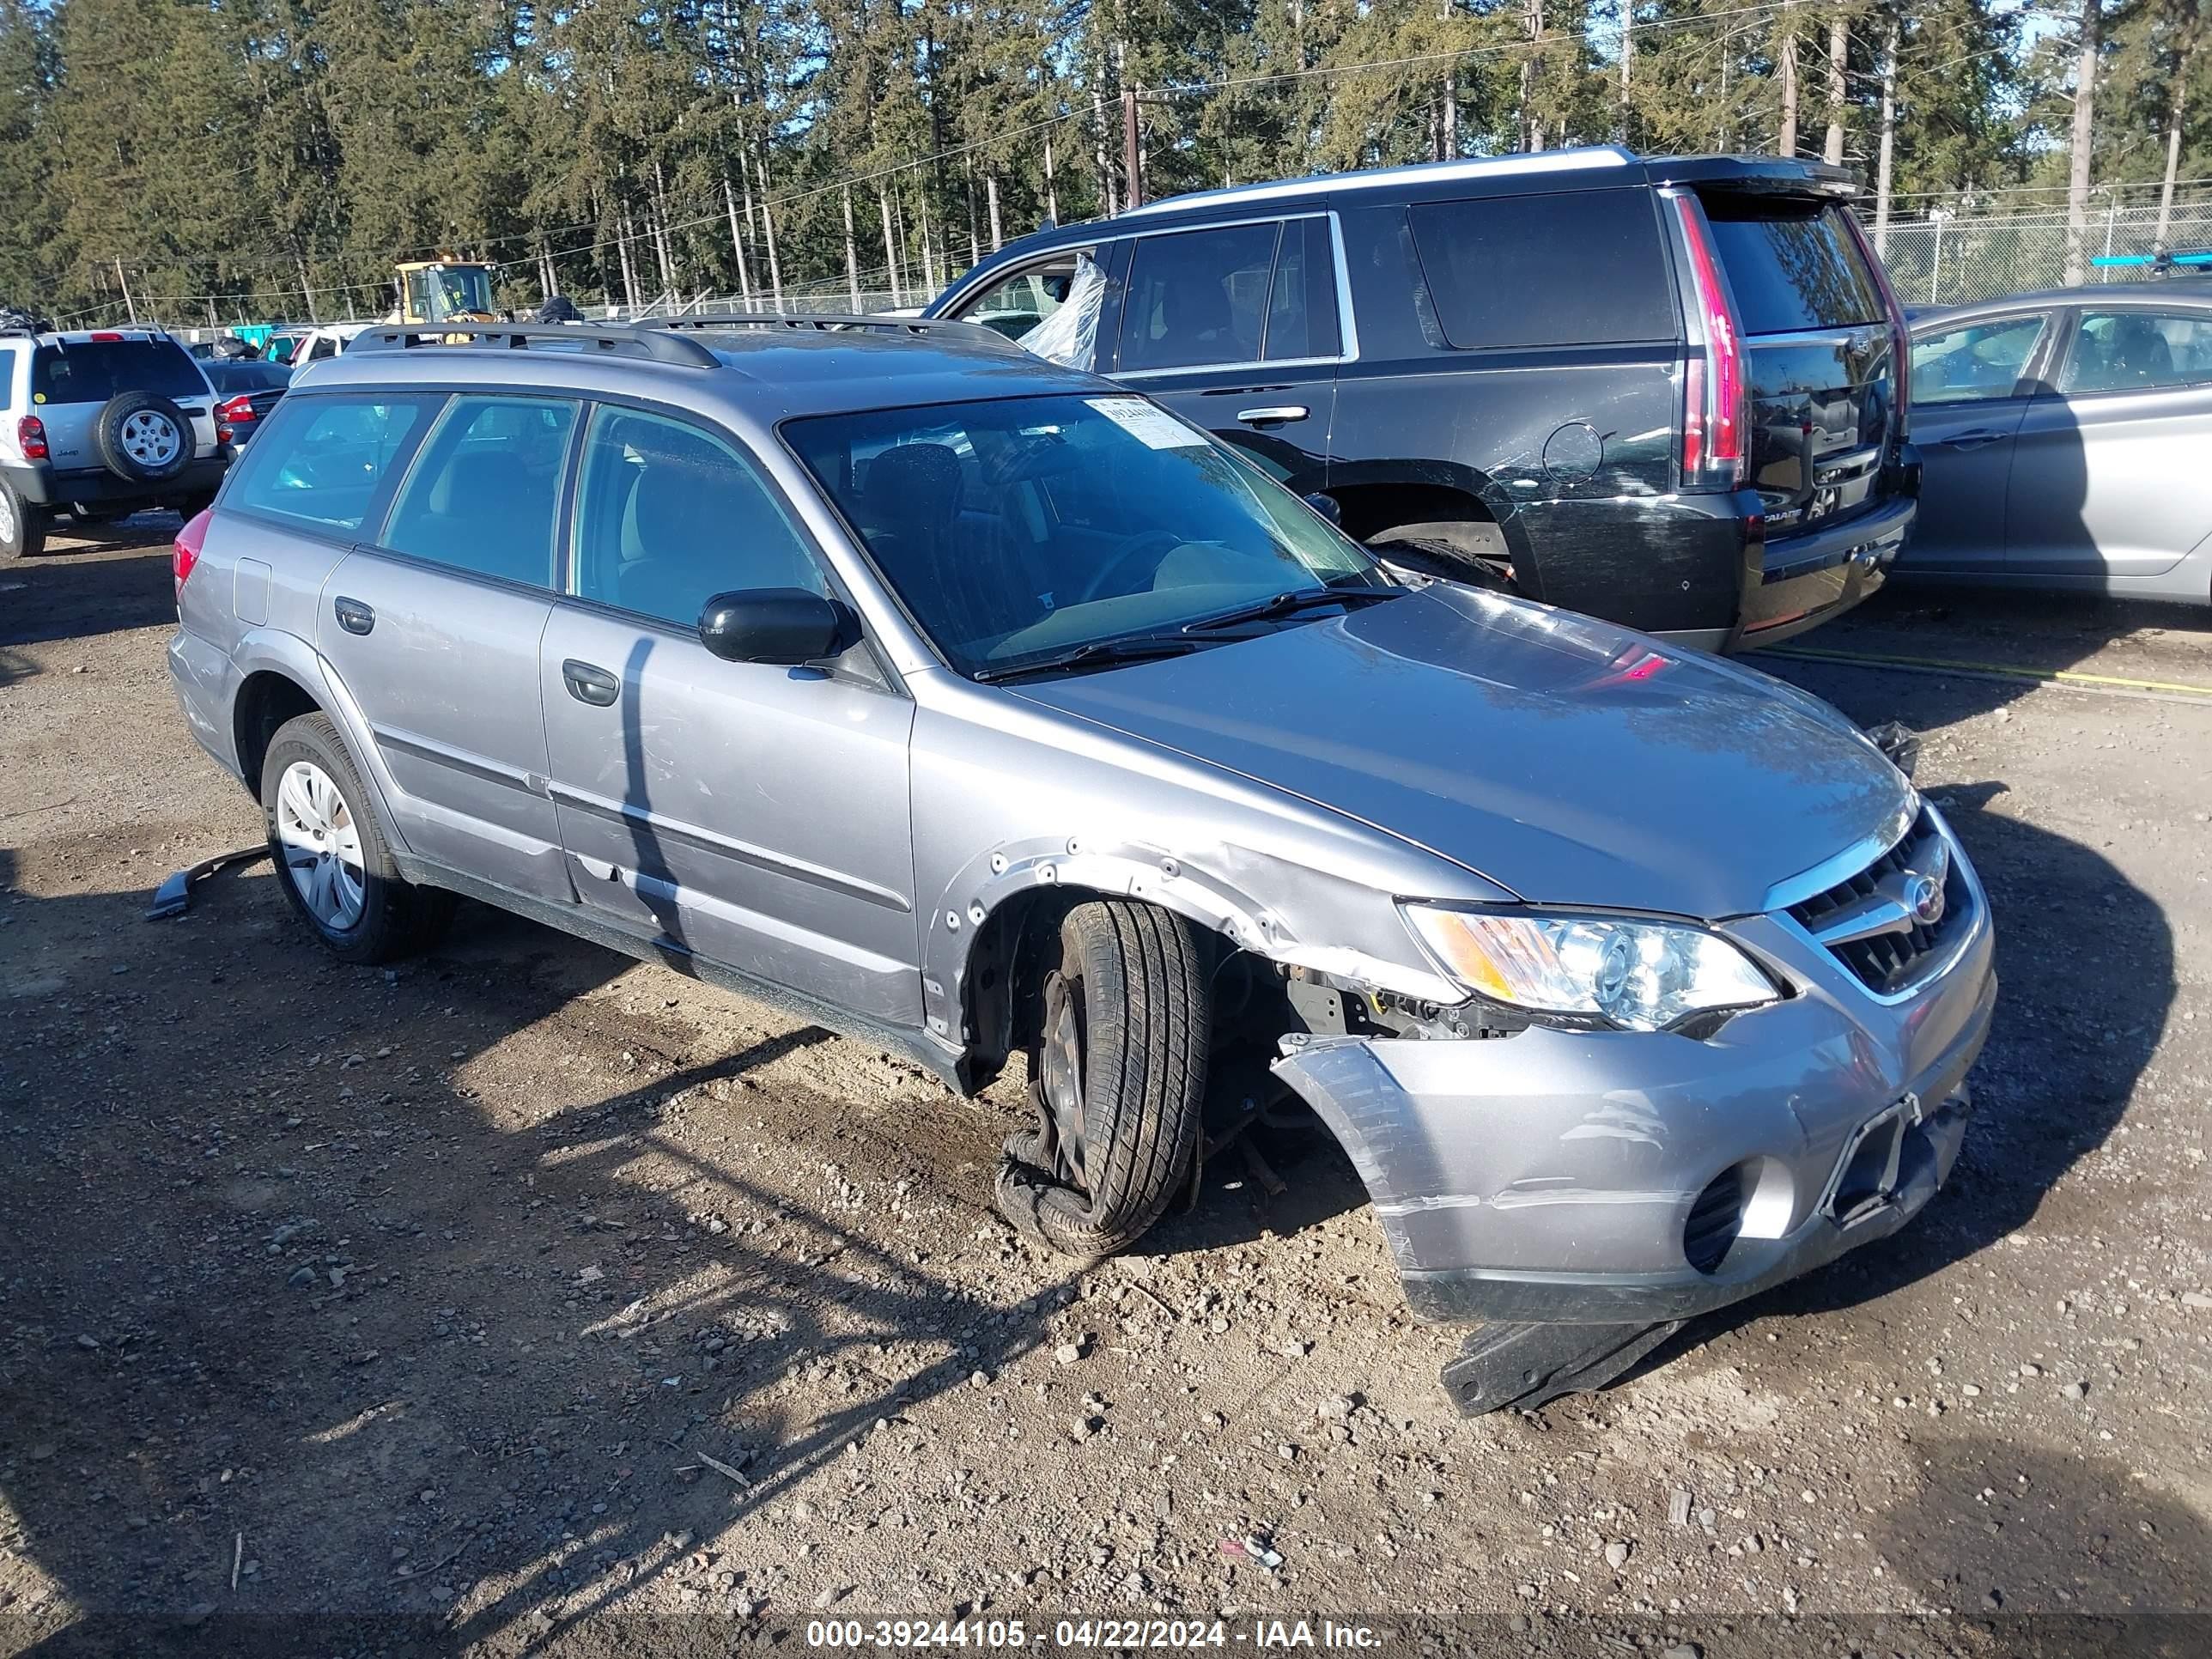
[1701,198,1885,335]
[32,338,207,404]
[1407,189,1674,349]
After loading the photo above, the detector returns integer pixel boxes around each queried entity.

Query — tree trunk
[2065,0,2103,284]
[1043,132,1060,224]
[754,149,785,307]
[1779,0,1800,157]
[1519,0,1545,152]
[987,172,1003,250]
[1439,0,1458,161]
[723,176,754,310]
[1091,85,1117,216]
[616,211,640,311]
[1824,11,1848,165]
[651,161,676,293]
[843,187,863,311]
[880,191,904,307]
[1619,0,1634,143]
[1875,15,1899,253]
[296,255,319,324]
[2157,36,2194,249]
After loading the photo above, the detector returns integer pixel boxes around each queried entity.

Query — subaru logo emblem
[1905,871,1946,926]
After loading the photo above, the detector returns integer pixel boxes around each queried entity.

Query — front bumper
[1272,828,1995,1327]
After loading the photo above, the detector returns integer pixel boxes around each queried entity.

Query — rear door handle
[1940,430,2008,449]
[1236,404,1309,428]
[562,659,620,707]
[332,596,374,635]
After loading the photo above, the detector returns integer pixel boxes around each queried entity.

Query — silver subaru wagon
[166,318,1996,1413]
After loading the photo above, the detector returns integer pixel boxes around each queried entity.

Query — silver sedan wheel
[1037,973,1088,1184]
[119,410,182,470]
[275,760,366,930]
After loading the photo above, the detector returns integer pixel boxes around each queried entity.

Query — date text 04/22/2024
[803,1619,1385,1650]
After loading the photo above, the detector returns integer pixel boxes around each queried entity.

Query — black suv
[926,148,1920,648]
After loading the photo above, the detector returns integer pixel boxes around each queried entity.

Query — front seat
[2110,315,2173,386]
[619,429,815,623]
[864,442,1026,647]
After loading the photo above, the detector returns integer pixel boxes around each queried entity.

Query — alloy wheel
[275,760,366,931]
[1037,971,1088,1184]
[120,410,181,470]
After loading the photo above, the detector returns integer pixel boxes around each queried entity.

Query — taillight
[173,507,210,603]
[1669,193,1747,489]
[218,393,255,424]
[1842,210,1911,441]
[16,415,46,460]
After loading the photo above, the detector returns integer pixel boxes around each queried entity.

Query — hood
[1009,586,1911,919]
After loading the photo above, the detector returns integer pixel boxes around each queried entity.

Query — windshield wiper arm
[1179,581,1401,635]
[971,635,1203,684]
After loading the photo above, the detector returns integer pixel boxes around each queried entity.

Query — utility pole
[1824,10,1849,166]
[1875,14,1899,253]
[1121,86,1144,209]
[2066,0,2103,284]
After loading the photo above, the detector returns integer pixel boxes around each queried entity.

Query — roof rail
[639,313,1024,349]
[348,322,720,368]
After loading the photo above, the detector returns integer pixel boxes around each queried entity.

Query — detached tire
[0,478,46,562]
[1369,519,1516,592]
[261,712,453,964]
[94,391,194,485]
[994,901,1211,1263]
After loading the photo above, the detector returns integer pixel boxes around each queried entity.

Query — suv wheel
[261,713,454,963]
[94,391,195,485]
[994,900,1210,1262]
[0,479,46,562]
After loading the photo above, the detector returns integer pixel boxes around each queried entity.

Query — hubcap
[1037,973,1087,1184]
[120,410,181,469]
[0,492,14,543]
[275,761,366,931]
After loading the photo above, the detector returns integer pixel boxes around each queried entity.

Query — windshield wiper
[1178,580,1401,635]
[971,635,1204,684]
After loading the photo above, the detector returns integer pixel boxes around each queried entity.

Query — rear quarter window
[1700,198,1885,335]
[223,393,440,536]
[32,338,209,404]
[1407,189,1674,349]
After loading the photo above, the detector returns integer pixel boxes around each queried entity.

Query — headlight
[1401,905,1780,1032]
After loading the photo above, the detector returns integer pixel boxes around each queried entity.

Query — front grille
[1789,808,1969,994]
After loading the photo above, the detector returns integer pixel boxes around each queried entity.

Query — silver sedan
[1904,284,2212,603]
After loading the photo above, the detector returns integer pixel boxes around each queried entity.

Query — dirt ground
[3,523,2209,1659]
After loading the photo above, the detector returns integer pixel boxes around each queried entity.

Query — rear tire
[994,901,1211,1262]
[260,712,454,964]
[1369,519,1517,592]
[0,479,45,562]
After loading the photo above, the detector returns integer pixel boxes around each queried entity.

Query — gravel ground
[3,526,2209,1659]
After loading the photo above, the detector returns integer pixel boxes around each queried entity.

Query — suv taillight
[1668,193,1747,489]
[173,507,209,603]
[16,415,46,460]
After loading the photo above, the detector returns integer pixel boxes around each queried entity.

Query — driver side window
[569,405,824,629]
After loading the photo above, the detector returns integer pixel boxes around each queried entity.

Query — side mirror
[1304,491,1342,526]
[697,589,856,666]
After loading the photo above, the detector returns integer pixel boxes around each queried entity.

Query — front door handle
[1236,404,1310,428]
[562,659,620,707]
[332,596,374,635]
[1940,430,2008,449]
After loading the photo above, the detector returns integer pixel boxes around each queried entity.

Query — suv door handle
[332,596,374,635]
[1236,405,1309,428]
[562,659,620,707]
[1940,429,2008,450]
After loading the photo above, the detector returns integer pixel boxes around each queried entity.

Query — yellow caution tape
[1771,645,2212,700]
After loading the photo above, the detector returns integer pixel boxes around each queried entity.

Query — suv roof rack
[639,313,1024,349]
[348,322,721,368]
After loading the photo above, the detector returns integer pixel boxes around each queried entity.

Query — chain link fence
[1870,200,2212,308]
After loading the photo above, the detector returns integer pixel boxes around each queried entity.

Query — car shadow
[0,850,1077,1651]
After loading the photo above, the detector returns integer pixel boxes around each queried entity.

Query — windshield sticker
[1085,396,1206,450]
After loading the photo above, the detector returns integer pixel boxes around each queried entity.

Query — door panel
[315,550,567,896]
[2010,307,2212,578]
[1903,398,2027,573]
[538,608,920,1023]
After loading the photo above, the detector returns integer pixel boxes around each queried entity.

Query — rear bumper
[1272,823,1995,1328]
[167,626,246,781]
[1734,490,1916,648]
[3,457,228,508]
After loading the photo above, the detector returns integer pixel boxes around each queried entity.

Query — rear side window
[2059,309,2212,394]
[225,394,438,533]
[1700,198,1885,335]
[1408,190,1674,349]
[382,396,578,587]
[31,338,207,404]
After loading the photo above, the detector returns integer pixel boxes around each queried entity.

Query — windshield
[784,394,1384,678]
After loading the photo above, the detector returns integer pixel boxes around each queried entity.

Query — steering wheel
[1075,530,1188,606]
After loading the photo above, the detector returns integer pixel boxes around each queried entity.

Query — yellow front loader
[391,259,499,326]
